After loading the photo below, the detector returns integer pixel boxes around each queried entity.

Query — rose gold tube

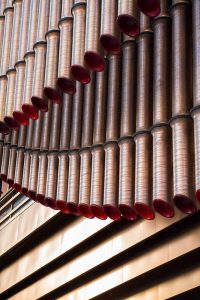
[0,144,10,182]
[117,0,139,37]
[4,131,11,144]
[81,73,95,148]
[103,142,121,220]
[48,0,61,31]
[40,102,52,151]
[152,125,174,217]
[17,0,30,61]
[11,129,18,146]
[28,150,39,201]
[13,148,24,192]
[100,0,121,55]
[119,138,136,221]
[93,62,107,144]
[26,0,39,53]
[138,0,161,17]
[84,0,104,72]
[49,103,61,151]
[71,2,91,84]
[7,146,17,187]
[0,1,6,15]
[139,12,152,33]
[32,112,43,150]
[192,110,200,202]
[90,145,107,220]
[120,38,136,137]
[0,16,5,65]
[56,152,69,213]
[17,125,27,148]
[60,93,72,151]
[36,0,50,43]
[78,148,94,219]
[66,150,81,215]
[70,83,83,149]
[0,76,9,134]
[171,1,192,116]
[36,152,48,205]
[134,132,155,219]
[45,152,59,209]
[21,149,31,195]
[193,0,200,107]
[171,117,196,214]
[25,119,34,149]
[106,55,121,142]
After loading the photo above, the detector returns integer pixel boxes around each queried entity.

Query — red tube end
[119,204,137,221]
[13,111,29,126]
[0,122,10,135]
[153,199,175,218]
[57,77,76,95]
[196,189,200,202]
[117,14,140,37]
[100,34,121,55]
[31,96,48,112]
[90,205,107,220]
[7,179,14,187]
[21,187,28,196]
[56,200,70,213]
[4,116,19,130]
[45,197,59,210]
[174,194,197,214]
[103,204,121,221]
[36,193,48,206]
[71,65,91,84]
[66,202,81,216]
[134,202,155,220]
[137,0,161,17]
[28,190,37,201]
[22,104,39,120]
[84,51,105,72]
[13,183,21,193]
[0,174,7,182]
[43,87,61,104]
[78,203,95,219]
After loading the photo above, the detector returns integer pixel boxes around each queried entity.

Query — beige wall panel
[125,287,159,300]
[0,215,19,255]
[37,204,58,228]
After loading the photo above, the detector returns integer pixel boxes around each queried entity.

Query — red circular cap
[153,199,175,218]
[28,190,37,201]
[22,104,39,120]
[137,0,161,17]
[0,174,7,182]
[21,187,28,196]
[174,194,197,214]
[90,205,107,220]
[7,179,14,187]
[45,197,59,210]
[0,121,10,135]
[36,194,48,206]
[134,202,155,220]
[103,205,121,221]
[56,200,70,214]
[57,77,76,95]
[196,189,200,203]
[4,116,19,130]
[43,87,61,104]
[66,202,81,216]
[31,96,48,112]
[13,111,29,126]
[78,203,95,219]
[119,204,137,221]
[100,34,121,55]
[84,51,105,72]
[71,65,91,84]
[117,14,140,37]
[13,183,21,193]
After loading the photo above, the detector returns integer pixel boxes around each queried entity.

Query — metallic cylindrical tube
[93,62,107,144]
[26,0,39,53]
[0,6,13,75]
[103,142,121,220]
[31,112,43,150]
[84,0,104,72]
[90,146,107,219]
[0,144,10,182]
[48,0,61,31]
[171,117,196,214]
[139,12,152,33]
[193,0,200,107]
[100,0,121,55]
[36,151,48,205]
[152,125,174,217]
[71,2,91,84]
[118,138,136,220]
[13,148,24,192]
[171,1,192,116]
[120,38,137,137]
[17,125,27,148]
[21,149,31,195]
[36,0,50,43]
[45,152,59,209]
[25,119,34,149]
[11,129,18,146]
[0,1,6,15]
[40,102,52,151]
[66,150,81,215]
[4,131,11,144]
[106,55,121,142]
[81,73,95,148]
[138,0,161,17]
[56,152,69,213]
[31,42,48,112]
[117,0,139,37]
[192,109,200,202]
[4,69,19,130]
[70,83,83,149]
[0,16,5,66]
[61,0,73,19]
[60,93,72,151]
[28,150,39,200]
[134,132,155,219]
[78,148,94,218]
[7,146,17,187]
[0,76,9,134]
[49,103,61,151]
[17,0,30,61]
